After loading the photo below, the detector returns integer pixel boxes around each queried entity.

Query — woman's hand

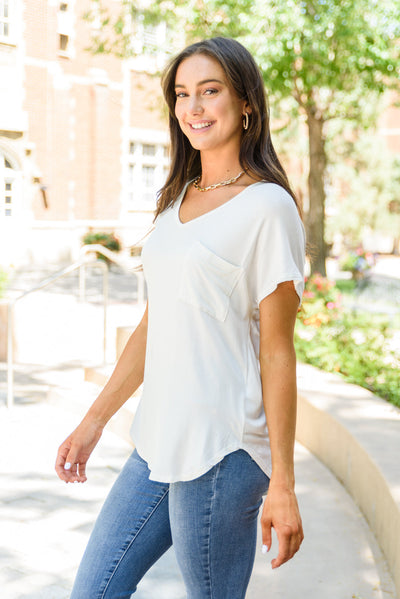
[55,417,104,483]
[260,481,304,568]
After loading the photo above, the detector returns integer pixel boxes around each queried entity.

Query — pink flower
[327,302,336,309]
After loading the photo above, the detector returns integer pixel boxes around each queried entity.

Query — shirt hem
[138,444,247,483]
[241,442,272,480]
[133,438,272,484]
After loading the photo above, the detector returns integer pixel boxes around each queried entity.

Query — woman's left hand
[260,480,304,568]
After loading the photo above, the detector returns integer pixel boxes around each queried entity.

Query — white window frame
[126,129,170,211]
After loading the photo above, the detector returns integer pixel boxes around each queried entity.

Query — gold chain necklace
[193,170,245,192]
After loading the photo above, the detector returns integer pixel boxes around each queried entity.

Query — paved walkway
[0,260,398,598]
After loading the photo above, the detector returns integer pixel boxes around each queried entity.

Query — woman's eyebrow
[175,78,225,88]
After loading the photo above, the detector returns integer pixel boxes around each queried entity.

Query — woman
[56,37,305,599]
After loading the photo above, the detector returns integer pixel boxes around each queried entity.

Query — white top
[130,181,306,483]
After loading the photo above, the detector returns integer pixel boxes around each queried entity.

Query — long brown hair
[154,37,299,221]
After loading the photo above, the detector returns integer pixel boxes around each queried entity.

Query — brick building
[0,0,170,266]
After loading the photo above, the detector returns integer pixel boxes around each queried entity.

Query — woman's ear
[243,101,252,115]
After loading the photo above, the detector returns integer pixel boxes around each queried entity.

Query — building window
[143,144,156,157]
[0,0,11,40]
[127,139,169,209]
[59,33,69,51]
[142,165,155,187]
[3,179,13,215]
[59,2,68,10]
[128,164,135,185]
[129,16,173,71]
[1,153,17,219]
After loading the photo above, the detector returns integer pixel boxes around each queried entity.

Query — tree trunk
[306,108,327,276]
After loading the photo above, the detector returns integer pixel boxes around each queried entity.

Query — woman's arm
[258,281,304,568]
[55,302,149,483]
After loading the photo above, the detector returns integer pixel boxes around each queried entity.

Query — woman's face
[174,53,248,154]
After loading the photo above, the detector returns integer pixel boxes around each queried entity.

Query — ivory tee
[130,181,306,483]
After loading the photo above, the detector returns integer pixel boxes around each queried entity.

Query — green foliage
[295,274,400,407]
[82,1,400,112]
[245,0,400,113]
[0,268,8,299]
[326,129,400,248]
[82,0,130,57]
[334,278,356,294]
[82,231,121,262]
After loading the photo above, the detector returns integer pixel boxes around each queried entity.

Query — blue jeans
[70,448,269,599]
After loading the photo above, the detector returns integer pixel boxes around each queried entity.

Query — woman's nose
[187,95,204,115]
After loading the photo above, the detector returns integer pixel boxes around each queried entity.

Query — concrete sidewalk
[0,390,396,599]
[0,263,398,598]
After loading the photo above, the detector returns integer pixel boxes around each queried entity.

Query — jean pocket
[178,241,244,322]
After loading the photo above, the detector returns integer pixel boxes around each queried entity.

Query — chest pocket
[178,241,244,322]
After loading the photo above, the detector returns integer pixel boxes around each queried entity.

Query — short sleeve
[247,190,306,307]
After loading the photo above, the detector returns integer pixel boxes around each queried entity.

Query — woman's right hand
[55,417,104,483]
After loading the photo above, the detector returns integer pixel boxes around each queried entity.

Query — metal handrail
[6,257,108,409]
[78,244,145,304]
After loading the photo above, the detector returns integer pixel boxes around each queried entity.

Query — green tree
[85,0,400,274]
[326,126,400,253]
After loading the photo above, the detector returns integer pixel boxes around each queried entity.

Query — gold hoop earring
[243,112,249,130]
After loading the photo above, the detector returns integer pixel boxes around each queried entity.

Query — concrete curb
[296,363,400,598]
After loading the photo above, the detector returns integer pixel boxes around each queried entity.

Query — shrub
[82,231,121,263]
[340,249,374,279]
[295,274,400,407]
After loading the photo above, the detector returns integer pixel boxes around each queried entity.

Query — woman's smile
[188,120,215,132]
